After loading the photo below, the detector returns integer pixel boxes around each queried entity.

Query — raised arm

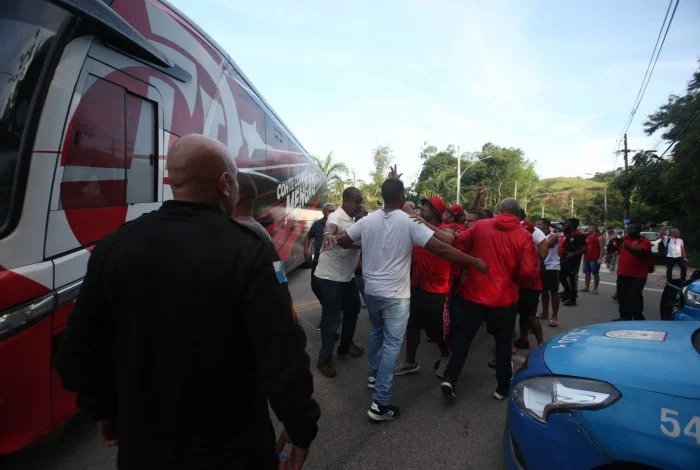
[424,237,488,273]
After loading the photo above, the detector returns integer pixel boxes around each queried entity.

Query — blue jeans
[317,277,360,359]
[365,295,410,406]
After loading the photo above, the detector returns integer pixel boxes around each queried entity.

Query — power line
[616,0,679,140]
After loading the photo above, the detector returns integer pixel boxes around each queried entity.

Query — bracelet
[323,232,332,235]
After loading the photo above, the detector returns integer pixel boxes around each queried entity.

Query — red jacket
[616,235,652,278]
[454,213,540,307]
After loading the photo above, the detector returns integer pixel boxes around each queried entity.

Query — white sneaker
[367,376,376,389]
[433,356,450,378]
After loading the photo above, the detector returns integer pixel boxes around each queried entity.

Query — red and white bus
[0,0,327,454]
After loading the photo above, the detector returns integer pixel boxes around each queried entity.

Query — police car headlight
[682,287,700,307]
[513,376,620,424]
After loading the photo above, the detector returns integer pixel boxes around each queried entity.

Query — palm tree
[312,152,349,204]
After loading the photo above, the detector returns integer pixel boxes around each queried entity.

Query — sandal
[548,320,559,327]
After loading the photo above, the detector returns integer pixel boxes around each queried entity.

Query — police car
[504,321,700,469]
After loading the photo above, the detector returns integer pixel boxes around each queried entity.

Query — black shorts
[517,288,540,317]
[542,270,559,292]
[409,287,446,340]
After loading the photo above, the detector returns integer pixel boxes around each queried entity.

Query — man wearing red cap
[395,196,455,378]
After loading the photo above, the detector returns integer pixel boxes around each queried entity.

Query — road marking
[578,276,664,293]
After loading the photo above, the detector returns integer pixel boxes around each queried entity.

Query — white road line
[578,276,664,293]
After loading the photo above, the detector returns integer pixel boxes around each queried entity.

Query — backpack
[658,236,668,257]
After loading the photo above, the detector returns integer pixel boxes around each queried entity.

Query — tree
[359,145,395,209]
[312,151,348,204]
[614,61,700,240]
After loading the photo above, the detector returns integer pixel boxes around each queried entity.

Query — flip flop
[548,321,559,327]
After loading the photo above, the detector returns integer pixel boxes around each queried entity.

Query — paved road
[1,264,668,469]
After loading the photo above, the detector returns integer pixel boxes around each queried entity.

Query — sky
[169,0,700,185]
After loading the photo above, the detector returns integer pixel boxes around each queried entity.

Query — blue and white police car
[504,321,700,469]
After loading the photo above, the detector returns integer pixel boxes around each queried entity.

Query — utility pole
[604,186,607,227]
[514,180,518,199]
[541,205,544,218]
[571,196,574,217]
[620,134,631,224]
[456,146,461,205]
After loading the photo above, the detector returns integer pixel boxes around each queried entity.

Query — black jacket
[57,201,320,469]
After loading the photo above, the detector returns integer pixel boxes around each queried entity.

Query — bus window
[0,0,69,234]
[125,93,156,204]
[60,77,158,209]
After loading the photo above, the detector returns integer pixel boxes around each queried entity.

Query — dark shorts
[517,288,540,317]
[542,270,559,292]
[409,287,446,340]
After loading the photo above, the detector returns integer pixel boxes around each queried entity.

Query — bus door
[46,55,163,426]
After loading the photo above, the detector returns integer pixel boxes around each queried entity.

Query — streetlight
[456,153,493,205]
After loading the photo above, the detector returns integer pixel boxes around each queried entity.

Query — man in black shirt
[57,134,320,470]
[560,218,587,306]
[304,202,336,303]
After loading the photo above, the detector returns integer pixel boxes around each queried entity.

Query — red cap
[421,196,447,216]
[446,204,464,218]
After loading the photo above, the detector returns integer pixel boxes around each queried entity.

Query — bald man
[57,134,320,470]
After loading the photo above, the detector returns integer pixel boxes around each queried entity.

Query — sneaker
[441,381,456,400]
[513,338,530,349]
[338,344,365,358]
[395,361,420,376]
[563,299,577,307]
[367,401,400,421]
[493,385,509,400]
[367,376,376,389]
[433,356,450,379]
[317,358,336,378]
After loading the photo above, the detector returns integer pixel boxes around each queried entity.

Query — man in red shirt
[442,198,540,401]
[582,225,605,294]
[396,196,454,377]
[613,219,652,320]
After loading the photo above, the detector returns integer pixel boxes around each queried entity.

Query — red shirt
[616,235,652,278]
[454,213,540,307]
[585,234,602,261]
[411,223,451,294]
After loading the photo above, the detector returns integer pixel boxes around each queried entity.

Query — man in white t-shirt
[313,187,364,378]
[329,177,488,421]
[535,218,561,325]
[662,227,688,282]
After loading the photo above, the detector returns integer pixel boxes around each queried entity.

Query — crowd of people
[54,134,690,468]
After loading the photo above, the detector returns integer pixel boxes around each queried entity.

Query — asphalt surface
[1,263,669,469]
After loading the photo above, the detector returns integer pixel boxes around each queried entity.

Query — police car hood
[543,321,700,399]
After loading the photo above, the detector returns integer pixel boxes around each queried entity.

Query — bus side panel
[0,316,52,454]
[50,303,76,428]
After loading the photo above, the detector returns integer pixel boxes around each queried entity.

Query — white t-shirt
[532,227,546,246]
[543,233,560,270]
[666,237,684,258]
[345,209,433,298]
[314,207,361,282]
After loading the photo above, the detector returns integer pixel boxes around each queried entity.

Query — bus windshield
[0,0,68,233]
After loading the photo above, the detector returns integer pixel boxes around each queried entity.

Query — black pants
[617,275,646,320]
[317,277,361,359]
[310,262,322,303]
[666,257,687,282]
[444,297,516,390]
[560,256,582,299]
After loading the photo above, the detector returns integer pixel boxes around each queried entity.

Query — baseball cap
[446,204,464,218]
[420,196,447,216]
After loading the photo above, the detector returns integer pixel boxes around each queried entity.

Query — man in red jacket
[613,218,652,320]
[442,198,540,401]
